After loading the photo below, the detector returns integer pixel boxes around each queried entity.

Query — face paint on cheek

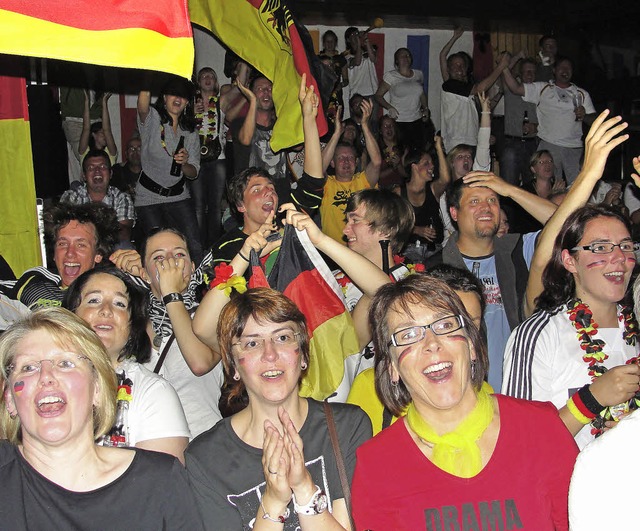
[236,355,247,366]
[13,381,24,395]
[585,259,607,269]
[397,347,413,365]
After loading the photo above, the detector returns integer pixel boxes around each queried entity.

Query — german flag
[0,74,40,275]
[250,225,359,400]
[190,0,328,152]
[0,0,194,78]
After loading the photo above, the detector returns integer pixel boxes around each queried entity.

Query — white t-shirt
[348,56,378,97]
[440,90,478,152]
[115,358,191,445]
[144,339,223,440]
[523,81,595,148]
[502,306,639,449]
[382,69,424,122]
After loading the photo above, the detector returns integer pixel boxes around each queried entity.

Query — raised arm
[463,171,557,224]
[299,74,323,181]
[282,205,390,349]
[523,110,629,317]
[154,258,221,376]
[473,91,492,171]
[78,90,91,155]
[361,99,382,186]
[137,90,151,124]
[472,52,511,96]
[321,107,343,175]
[235,78,257,146]
[362,32,376,63]
[430,135,451,200]
[192,214,280,352]
[440,28,464,81]
[101,93,118,158]
[220,62,250,122]
[502,66,525,97]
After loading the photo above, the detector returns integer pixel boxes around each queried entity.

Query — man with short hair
[338,189,415,309]
[536,35,558,82]
[60,149,135,245]
[437,175,556,389]
[503,56,596,185]
[320,98,381,244]
[232,76,292,204]
[7,203,119,309]
[201,79,325,278]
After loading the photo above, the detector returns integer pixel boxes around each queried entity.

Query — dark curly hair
[45,202,119,260]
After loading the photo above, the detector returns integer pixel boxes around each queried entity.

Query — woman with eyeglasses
[186,287,371,530]
[503,204,640,449]
[351,274,578,530]
[0,308,203,530]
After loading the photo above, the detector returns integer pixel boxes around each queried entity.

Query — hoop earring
[232,372,240,382]
[301,361,308,371]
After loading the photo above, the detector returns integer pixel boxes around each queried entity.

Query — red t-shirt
[352,395,578,531]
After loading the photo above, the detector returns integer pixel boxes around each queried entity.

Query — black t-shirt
[185,399,371,530]
[0,442,204,530]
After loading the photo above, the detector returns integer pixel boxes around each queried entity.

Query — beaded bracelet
[260,499,290,524]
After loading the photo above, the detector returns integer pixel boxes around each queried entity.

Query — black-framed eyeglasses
[570,241,639,254]
[388,315,465,347]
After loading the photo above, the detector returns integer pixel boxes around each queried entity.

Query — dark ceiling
[294,0,640,46]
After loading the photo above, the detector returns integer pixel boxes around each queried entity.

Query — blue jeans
[500,137,538,186]
[135,199,203,264]
[188,158,227,248]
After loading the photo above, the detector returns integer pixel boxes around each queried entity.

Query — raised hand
[298,73,319,119]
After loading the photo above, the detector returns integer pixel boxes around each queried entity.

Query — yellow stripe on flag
[0,9,194,78]
[300,311,360,401]
[0,118,39,275]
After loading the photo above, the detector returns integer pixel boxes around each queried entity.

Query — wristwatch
[162,292,184,305]
[293,486,328,516]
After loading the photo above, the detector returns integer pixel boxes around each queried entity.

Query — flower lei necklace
[195,95,219,141]
[567,299,640,435]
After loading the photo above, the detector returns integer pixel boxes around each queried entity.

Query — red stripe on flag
[0,0,192,36]
[0,75,28,120]
[281,269,347,333]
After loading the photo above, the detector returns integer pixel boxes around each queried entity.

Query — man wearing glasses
[61,149,135,246]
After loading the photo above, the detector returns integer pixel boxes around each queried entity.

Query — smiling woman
[186,288,371,530]
[503,204,640,448]
[0,308,204,530]
[351,274,579,530]
[63,267,191,462]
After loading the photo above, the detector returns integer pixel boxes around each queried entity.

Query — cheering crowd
[1,26,640,530]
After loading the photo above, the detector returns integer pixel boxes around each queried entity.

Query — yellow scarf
[406,385,494,478]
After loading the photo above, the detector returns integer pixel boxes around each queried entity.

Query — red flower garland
[567,299,640,435]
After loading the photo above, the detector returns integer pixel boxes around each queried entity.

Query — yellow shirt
[320,172,371,244]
